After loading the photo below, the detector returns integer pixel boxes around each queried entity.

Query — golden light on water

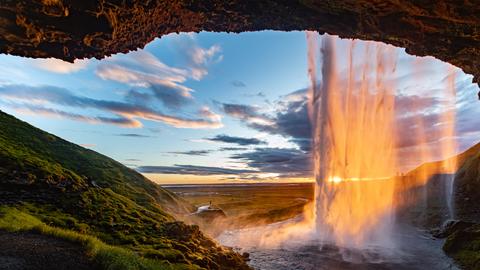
[306,33,458,249]
[328,176,392,184]
[328,176,342,184]
[228,33,460,253]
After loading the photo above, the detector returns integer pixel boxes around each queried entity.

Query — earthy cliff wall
[0,0,479,85]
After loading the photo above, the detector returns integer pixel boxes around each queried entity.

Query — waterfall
[306,32,458,250]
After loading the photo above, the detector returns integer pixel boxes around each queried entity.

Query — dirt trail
[0,230,95,270]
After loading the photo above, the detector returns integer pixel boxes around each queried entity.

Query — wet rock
[442,223,480,270]
[432,219,476,238]
[193,205,227,221]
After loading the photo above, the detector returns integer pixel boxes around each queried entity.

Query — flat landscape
[163,183,314,232]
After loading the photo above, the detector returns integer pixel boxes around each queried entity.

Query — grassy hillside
[0,111,250,269]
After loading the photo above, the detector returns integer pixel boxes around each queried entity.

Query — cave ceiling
[0,1,479,86]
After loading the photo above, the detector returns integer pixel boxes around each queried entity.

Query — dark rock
[443,223,480,270]
[193,206,227,221]
[432,219,476,238]
[0,1,479,86]
[242,252,250,261]
[454,155,480,223]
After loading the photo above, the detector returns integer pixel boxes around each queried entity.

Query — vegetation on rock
[0,110,250,270]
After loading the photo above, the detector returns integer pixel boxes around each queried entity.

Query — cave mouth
[1,30,478,184]
[0,6,478,263]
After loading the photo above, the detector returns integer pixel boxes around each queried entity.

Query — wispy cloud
[205,134,266,146]
[30,58,89,74]
[220,103,275,126]
[172,34,223,80]
[189,44,222,80]
[115,133,152,138]
[231,80,246,87]
[96,51,194,109]
[0,84,223,129]
[232,147,312,178]
[10,104,141,127]
[94,42,222,112]
[168,150,214,156]
[219,147,248,151]
[125,158,141,161]
[137,164,256,175]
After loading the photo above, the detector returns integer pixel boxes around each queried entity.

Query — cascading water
[307,33,398,249]
[217,33,464,269]
[306,32,459,250]
[218,32,463,270]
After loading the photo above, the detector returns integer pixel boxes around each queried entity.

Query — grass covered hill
[0,110,250,269]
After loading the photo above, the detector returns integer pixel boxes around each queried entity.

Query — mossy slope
[0,110,250,269]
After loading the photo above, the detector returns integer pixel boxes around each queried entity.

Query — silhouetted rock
[0,1,478,85]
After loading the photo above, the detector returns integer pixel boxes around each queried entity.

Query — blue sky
[0,31,479,184]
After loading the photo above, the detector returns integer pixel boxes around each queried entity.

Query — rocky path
[0,230,95,270]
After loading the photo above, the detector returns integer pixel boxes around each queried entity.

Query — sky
[0,31,479,184]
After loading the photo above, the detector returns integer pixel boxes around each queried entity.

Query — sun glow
[328,176,393,184]
[328,176,343,184]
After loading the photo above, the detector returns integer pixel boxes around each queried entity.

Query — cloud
[116,133,152,138]
[232,148,312,178]
[31,58,89,74]
[168,150,213,156]
[205,134,266,146]
[125,158,141,161]
[219,147,248,151]
[220,103,275,126]
[0,84,223,129]
[189,45,222,80]
[149,85,192,109]
[10,104,141,127]
[96,51,194,109]
[136,164,256,175]
[243,92,266,98]
[172,35,223,80]
[167,146,249,156]
[95,44,221,111]
[220,89,311,150]
[231,80,246,87]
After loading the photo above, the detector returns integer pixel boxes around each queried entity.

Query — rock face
[0,1,479,85]
[442,222,480,270]
[454,150,480,223]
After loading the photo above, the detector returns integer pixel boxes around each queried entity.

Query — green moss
[443,224,480,270]
[0,110,250,269]
[0,110,192,214]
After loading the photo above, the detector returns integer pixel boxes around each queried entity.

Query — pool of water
[217,220,459,270]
